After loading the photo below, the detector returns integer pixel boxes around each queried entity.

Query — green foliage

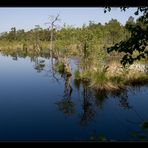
[0,18,125,60]
[105,19,125,44]
[107,22,148,66]
[105,7,148,66]
[0,9,147,90]
[54,62,65,74]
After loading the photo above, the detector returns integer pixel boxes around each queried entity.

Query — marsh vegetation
[0,7,148,141]
[0,14,147,93]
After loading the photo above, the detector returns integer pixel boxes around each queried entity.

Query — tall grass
[74,69,91,82]
[126,72,148,85]
[89,70,125,92]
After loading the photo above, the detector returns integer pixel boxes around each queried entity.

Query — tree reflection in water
[33,57,45,73]
[1,52,148,141]
[110,90,131,109]
[56,73,76,117]
[4,53,137,125]
[56,72,133,127]
[94,90,107,109]
[79,84,96,126]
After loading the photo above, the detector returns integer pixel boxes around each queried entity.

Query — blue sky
[0,7,142,33]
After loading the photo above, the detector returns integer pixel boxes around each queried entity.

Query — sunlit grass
[89,69,124,92]
[126,72,148,85]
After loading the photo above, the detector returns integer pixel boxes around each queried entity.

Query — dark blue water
[0,54,148,141]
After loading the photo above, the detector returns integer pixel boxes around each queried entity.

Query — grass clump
[89,70,123,92]
[126,72,148,85]
[74,69,91,82]
[54,62,65,74]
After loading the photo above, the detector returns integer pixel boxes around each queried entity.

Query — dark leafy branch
[105,7,148,66]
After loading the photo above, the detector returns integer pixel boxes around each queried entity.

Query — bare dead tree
[45,14,61,82]
[45,14,60,64]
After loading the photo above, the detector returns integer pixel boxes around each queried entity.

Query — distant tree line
[0,17,135,50]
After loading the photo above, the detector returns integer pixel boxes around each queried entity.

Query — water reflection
[56,74,76,117]
[34,58,45,73]
[12,56,18,61]
[111,90,131,109]
[0,52,148,141]
[79,85,96,126]
[18,53,148,128]
[94,91,108,109]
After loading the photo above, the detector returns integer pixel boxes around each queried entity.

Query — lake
[0,53,148,141]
